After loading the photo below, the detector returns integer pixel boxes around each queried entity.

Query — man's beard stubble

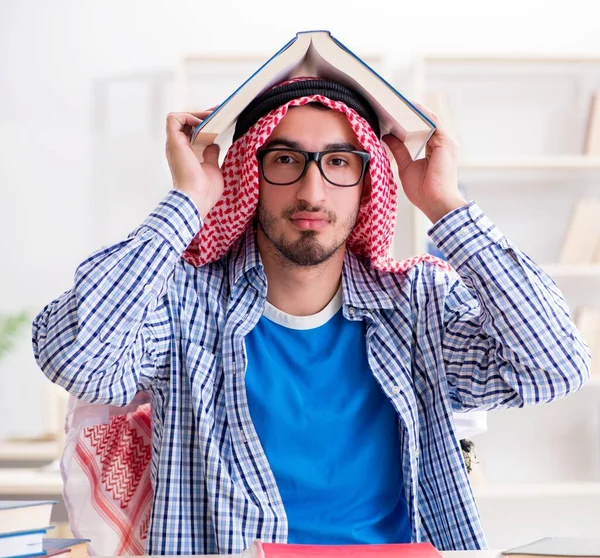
[256,201,360,268]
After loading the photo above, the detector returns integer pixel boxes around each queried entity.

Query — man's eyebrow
[261,138,360,151]
[261,138,302,150]
[324,141,360,151]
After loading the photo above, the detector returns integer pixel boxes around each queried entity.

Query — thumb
[382,134,413,173]
[203,143,221,166]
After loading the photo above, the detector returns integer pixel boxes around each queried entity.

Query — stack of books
[0,501,89,558]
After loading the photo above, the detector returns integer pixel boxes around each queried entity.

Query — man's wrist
[422,196,469,225]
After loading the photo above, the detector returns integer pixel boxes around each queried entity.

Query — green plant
[0,311,30,362]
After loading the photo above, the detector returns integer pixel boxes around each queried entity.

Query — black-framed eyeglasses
[256,148,370,187]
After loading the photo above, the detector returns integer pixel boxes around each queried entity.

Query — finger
[166,113,202,137]
[382,134,414,173]
[202,143,220,166]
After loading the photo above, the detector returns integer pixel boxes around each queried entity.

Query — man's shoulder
[176,253,229,291]
[365,254,458,293]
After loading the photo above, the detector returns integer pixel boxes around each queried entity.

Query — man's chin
[275,234,333,267]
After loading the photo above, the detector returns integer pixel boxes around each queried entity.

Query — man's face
[256,104,366,267]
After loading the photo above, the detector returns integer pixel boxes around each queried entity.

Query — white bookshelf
[82,50,600,550]
[410,53,600,548]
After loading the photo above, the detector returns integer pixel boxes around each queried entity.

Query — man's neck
[256,230,345,317]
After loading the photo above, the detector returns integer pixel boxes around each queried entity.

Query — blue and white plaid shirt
[33,190,590,555]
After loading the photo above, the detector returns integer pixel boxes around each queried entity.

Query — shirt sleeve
[428,201,591,411]
[32,189,201,406]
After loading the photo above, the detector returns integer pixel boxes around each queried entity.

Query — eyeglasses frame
[256,148,371,187]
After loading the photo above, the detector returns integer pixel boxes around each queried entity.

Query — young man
[33,79,589,555]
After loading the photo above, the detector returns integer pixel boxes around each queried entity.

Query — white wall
[1,0,600,437]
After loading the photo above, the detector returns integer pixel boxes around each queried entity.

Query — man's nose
[295,161,327,205]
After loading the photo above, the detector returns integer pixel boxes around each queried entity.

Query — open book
[191,30,435,159]
[499,536,600,558]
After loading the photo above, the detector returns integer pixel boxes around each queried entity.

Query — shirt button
[143,284,152,292]
[348,306,356,317]
[392,386,401,395]
[460,226,469,236]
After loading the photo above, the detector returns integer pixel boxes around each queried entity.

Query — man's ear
[361,174,372,203]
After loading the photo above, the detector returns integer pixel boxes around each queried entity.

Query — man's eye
[275,155,296,164]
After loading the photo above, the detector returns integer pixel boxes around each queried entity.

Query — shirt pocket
[184,338,218,411]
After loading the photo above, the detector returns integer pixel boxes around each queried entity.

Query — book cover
[191,30,435,160]
[242,540,444,558]
[43,538,90,558]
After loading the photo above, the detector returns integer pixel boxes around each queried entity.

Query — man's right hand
[165,111,224,221]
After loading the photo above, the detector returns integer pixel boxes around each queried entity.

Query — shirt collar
[229,222,263,288]
[228,223,399,311]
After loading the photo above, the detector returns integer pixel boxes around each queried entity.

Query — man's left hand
[382,102,468,224]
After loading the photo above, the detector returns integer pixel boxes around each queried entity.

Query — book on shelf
[190,30,435,160]
[499,536,600,557]
[575,306,600,375]
[241,541,443,558]
[594,230,600,264]
[558,198,600,265]
[584,91,600,156]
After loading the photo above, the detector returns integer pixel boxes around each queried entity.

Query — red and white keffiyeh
[61,83,450,556]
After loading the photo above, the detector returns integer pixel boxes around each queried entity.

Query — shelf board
[540,264,600,278]
[0,467,63,496]
[474,482,600,499]
[421,53,600,64]
[0,440,59,462]
[459,156,600,170]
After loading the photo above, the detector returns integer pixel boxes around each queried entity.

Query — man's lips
[289,212,330,230]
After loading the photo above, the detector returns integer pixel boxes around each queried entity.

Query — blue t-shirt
[244,287,411,544]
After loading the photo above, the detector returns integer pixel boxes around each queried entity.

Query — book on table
[43,538,90,558]
[0,500,58,557]
[241,540,444,558]
[499,536,600,557]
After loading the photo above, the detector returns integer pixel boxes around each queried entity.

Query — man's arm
[383,100,589,410]
[33,109,223,406]
[429,202,590,411]
[32,190,201,406]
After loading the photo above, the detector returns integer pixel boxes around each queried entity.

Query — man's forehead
[265,106,361,148]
